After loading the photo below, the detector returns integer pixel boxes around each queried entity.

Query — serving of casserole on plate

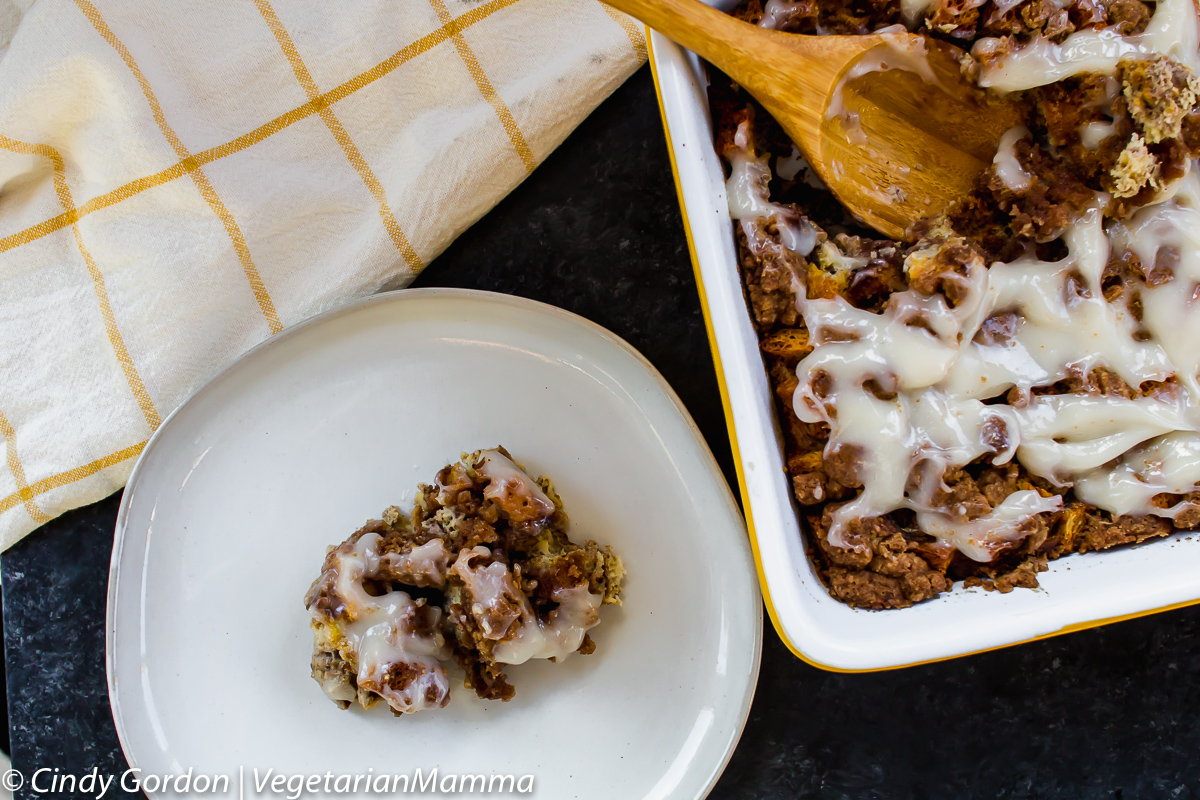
[108,289,761,799]
[650,0,1200,669]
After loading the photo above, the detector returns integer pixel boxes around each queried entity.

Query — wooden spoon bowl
[607,0,1024,240]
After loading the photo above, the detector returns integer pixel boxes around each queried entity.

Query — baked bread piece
[304,448,623,713]
[713,0,1200,608]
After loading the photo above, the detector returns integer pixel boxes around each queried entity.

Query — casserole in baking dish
[647,0,1200,669]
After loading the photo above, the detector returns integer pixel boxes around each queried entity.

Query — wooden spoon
[605,0,1024,241]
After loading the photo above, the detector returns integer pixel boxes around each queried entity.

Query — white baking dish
[646,12,1200,671]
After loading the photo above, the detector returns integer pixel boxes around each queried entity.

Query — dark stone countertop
[7,65,1200,800]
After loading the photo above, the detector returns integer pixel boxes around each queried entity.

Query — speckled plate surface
[107,288,761,799]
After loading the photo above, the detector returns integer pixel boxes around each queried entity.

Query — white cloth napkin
[0,0,645,549]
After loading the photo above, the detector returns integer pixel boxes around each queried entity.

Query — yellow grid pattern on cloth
[0,410,51,525]
[429,0,538,175]
[72,0,284,335]
[251,0,424,272]
[0,0,517,257]
[0,442,147,518]
[0,135,162,430]
[0,0,644,549]
[597,3,648,62]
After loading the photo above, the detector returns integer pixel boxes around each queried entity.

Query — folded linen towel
[0,0,645,549]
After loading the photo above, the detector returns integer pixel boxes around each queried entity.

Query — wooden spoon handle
[602,0,754,60]
[604,0,839,128]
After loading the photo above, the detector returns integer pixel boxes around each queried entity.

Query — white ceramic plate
[648,13,1200,671]
[108,289,762,800]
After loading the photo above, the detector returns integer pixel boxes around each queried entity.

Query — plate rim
[107,286,764,799]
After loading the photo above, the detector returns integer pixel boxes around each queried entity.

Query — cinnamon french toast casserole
[713,0,1200,608]
[304,448,624,713]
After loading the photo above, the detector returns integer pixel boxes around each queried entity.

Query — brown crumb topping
[712,0,1200,609]
[304,448,624,711]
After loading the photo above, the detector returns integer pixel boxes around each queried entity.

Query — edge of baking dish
[645,20,1200,671]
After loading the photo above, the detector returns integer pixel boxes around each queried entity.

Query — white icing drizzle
[452,546,602,665]
[976,0,1200,92]
[989,0,1029,18]
[1078,76,1123,150]
[758,0,806,29]
[1075,432,1200,518]
[493,584,602,665]
[818,240,871,273]
[825,34,941,147]
[343,594,450,714]
[776,146,806,181]
[1015,392,1194,479]
[1109,171,1200,398]
[319,533,451,713]
[476,449,556,522]
[451,545,527,639]
[331,533,386,616]
[917,490,1063,561]
[792,170,1200,560]
[993,126,1032,191]
[1081,119,1119,150]
[726,121,819,256]
[381,538,451,588]
[901,0,936,28]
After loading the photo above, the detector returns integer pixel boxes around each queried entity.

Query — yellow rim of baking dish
[644,30,1200,673]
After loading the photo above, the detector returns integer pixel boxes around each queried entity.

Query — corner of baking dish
[644,25,1200,672]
